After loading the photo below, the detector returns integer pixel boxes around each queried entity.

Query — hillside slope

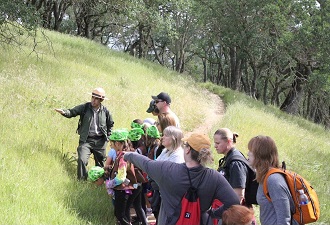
[0,30,224,225]
[0,30,329,224]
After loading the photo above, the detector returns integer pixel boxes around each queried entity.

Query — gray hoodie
[124,152,240,225]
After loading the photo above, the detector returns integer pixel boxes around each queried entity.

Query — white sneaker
[146,208,152,215]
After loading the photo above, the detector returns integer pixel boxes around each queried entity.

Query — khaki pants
[77,136,107,180]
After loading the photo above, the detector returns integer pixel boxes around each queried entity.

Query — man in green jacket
[55,87,114,180]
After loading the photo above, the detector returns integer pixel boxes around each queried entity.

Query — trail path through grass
[185,92,225,136]
[140,92,225,225]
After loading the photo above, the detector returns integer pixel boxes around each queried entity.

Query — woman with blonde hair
[156,126,184,163]
[151,126,184,222]
[247,135,298,225]
[151,126,185,223]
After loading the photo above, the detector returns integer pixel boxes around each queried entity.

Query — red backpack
[176,167,206,225]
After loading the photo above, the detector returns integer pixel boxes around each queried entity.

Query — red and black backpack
[176,167,206,225]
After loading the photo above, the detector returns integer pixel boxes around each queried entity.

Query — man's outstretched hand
[54,108,64,114]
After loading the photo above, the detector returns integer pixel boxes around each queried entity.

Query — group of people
[55,88,299,225]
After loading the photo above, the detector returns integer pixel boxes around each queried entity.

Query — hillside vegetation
[0,30,329,224]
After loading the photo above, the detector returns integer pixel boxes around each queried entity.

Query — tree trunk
[263,76,269,104]
[248,61,258,99]
[229,46,242,90]
[52,1,71,31]
[138,23,144,58]
[202,58,207,82]
[280,63,311,114]
[229,47,236,89]
[216,62,223,85]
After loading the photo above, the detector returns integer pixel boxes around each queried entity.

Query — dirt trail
[146,92,225,225]
[185,92,225,136]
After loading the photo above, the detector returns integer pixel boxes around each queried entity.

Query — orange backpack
[263,162,320,224]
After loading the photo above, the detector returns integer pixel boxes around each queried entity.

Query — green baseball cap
[131,121,144,129]
[128,128,145,141]
[146,125,160,138]
[88,166,105,182]
[109,129,129,141]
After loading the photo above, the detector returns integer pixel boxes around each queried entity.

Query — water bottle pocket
[300,202,318,220]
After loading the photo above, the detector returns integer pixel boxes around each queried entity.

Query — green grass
[202,83,330,224]
[0,29,215,225]
[0,29,329,224]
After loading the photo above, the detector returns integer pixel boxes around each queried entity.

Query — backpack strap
[187,166,193,188]
[101,105,114,137]
[110,151,125,180]
[263,167,296,225]
[103,105,112,123]
[217,157,225,172]
[221,150,254,179]
[76,102,89,133]
[263,167,285,201]
[228,154,254,170]
[186,166,206,225]
[186,166,206,189]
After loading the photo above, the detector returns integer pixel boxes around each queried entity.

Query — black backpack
[218,150,258,205]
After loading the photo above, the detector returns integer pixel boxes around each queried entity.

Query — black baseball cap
[151,92,171,104]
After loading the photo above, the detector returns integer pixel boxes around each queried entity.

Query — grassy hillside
[0,29,329,224]
[0,30,217,225]
[202,83,330,224]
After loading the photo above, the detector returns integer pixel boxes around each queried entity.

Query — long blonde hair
[248,135,280,183]
[162,126,183,151]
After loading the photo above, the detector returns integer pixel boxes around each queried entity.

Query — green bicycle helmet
[109,129,129,141]
[146,125,160,138]
[88,166,105,182]
[128,128,145,141]
[131,121,144,129]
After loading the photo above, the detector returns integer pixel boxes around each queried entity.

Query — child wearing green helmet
[127,126,149,225]
[104,128,129,175]
[107,128,142,225]
[128,128,144,142]
[129,119,147,155]
[88,166,105,183]
[131,120,144,130]
[87,166,116,196]
[128,124,151,212]
[143,125,162,219]
[145,125,161,160]
[87,166,117,197]
[128,127,145,154]
[104,128,132,183]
